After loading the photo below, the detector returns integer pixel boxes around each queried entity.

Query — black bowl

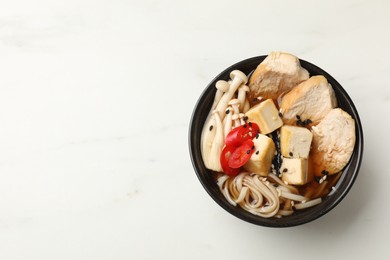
[189,55,364,227]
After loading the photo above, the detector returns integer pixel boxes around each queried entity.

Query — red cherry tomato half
[228,139,255,169]
[224,127,241,146]
[220,145,240,176]
[225,122,259,147]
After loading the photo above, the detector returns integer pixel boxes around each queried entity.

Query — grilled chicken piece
[280,75,337,126]
[311,108,356,176]
[248,52,309,104]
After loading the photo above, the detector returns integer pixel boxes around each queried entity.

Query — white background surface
[0,0,389,259]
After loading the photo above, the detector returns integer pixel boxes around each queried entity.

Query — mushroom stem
[237,85,250,111]
[229,99,241,127]
[212,80,229,111]
[232,114,240,128]
[208,110,224,172]
[201,70,248,172]
[215,70,248,120]
[243,99,250,113]
[224,106,233,137]
[239,113,245,125]
[200,114,216,168]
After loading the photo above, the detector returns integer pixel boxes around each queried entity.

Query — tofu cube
[281,158,312,185]
[243,134,275,176]
[245,99,283,134]
[280,125,313,159]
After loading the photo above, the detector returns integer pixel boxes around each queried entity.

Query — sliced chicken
[311,108,356,176]
[248,52,309,104]
[280,75,337,126]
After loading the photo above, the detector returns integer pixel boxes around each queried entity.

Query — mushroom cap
[215,80,230,92]
[238,85,250,92]
[230,70,248,85]
[228,99,241,106]
[232,114,240,120]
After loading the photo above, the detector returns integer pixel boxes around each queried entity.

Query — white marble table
[0,0,389,259]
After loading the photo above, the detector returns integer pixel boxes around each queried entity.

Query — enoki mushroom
[217,172,323,218]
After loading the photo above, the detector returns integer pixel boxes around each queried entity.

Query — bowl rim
[188,55,364,227]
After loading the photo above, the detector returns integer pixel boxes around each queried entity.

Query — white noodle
[223,182,237,206]
[235,172,246,190]
[217,171,326,218]
[279,190,307,202]
[243,178,264,208]
[276,185,292,193]
[218,172,280,218]
[252,177,279,213]
[277,210,294,216]
[268,173,299,194]
[235,187,248,203]
[294,198,322,210]
[217,175,229,189]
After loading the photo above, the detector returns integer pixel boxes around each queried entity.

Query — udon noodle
[217,172,323,218]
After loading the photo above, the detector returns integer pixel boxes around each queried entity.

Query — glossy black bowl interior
[189,56,363,227]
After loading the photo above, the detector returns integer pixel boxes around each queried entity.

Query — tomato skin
[224,127,242,147]
[220,145,240,176]
[225,123,259,147]
[220,122,259,176]
[228,139,254,169]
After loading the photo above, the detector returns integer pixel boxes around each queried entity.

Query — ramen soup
[200,52,356,218]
